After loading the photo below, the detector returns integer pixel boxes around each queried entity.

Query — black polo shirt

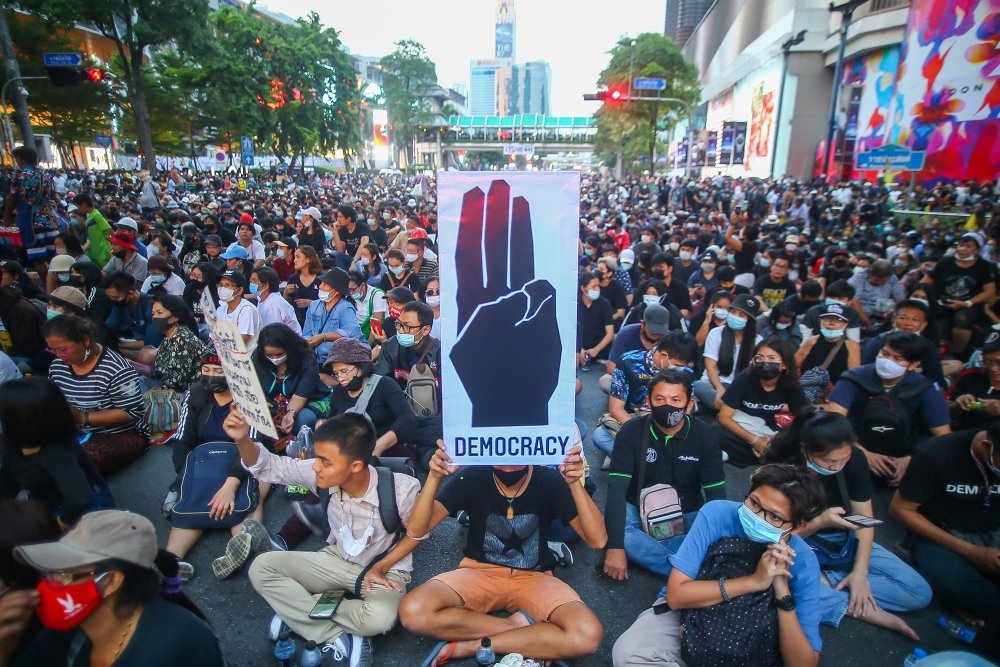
[609,415,725,513]
[947,370,1000,431]
[577,297,613,351]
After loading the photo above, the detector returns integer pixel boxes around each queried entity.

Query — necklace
[492,470,530,520]
[112,607,140,662]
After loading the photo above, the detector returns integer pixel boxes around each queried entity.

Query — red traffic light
[85,68,104,83]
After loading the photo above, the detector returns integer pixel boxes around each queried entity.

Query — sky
[269,0,666,116]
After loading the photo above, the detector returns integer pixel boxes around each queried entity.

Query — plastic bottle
[937,615,977,643]
[903,648,929,666]
[274,629,297,666]
[475,637,496,666]
[299,640,323,667]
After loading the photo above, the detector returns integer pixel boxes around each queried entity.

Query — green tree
[594,33,700,174]
[29,0,211,173]
[380,40,437,167]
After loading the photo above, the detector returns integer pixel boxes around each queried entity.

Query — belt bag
[639,483,685,541]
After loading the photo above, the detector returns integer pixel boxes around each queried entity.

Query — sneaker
[268,614,290,642]
[241,519,285,553]
[721,450,730,463]
[322,632,372,667]
[211,532,252,580]
[292,500,328,536]
[177,561,194,582]
[497,655,528,666]
[548,541,574,567]
[160,489,179,519]
[456,510,470,526]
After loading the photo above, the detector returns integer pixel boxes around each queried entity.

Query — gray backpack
[405,349,439,417]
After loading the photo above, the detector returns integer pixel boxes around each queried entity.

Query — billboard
[496,0,515,59]
[372,109,389,162]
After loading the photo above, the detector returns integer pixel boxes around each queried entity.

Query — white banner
[438,172,580,465]
[200,290,278,439]
[502,144,535,156]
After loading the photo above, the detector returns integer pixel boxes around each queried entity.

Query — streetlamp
[770,29,806,178]
[823,0,867,183]
[627,39,637,100]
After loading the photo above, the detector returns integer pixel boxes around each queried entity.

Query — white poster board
[438,172,580,465]
[200,290,278,439]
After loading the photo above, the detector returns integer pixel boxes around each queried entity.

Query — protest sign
[200,290,278,439]
[438,172,579,465]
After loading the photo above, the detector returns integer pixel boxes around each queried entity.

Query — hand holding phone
[842,514,884,528]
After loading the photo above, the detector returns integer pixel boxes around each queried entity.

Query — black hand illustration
[451,180,561,427]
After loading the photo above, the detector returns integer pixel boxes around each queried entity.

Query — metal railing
[869,0,910,13]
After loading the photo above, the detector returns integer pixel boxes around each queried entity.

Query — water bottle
[937,615,977,643]
[475,637,496,666]
[274,629,297,666]
[299,640,323,667]
[903,647,929,666]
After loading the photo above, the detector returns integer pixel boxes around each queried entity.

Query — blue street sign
[854,144,926,171]
[95,134,112,147]
[240,135,254,167]
[43,52,82,67]
[633,77,667,91]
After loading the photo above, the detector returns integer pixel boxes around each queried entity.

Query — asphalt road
[106,368,969,666]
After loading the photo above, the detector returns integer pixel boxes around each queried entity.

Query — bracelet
[719,577,731,603]
[405,531,430,542]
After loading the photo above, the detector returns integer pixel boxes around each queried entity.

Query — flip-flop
[515,609,536,625]
[419,640,457,667]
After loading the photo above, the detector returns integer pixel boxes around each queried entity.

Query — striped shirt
[49,347,148,436]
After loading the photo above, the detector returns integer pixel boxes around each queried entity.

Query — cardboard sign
[438,172,579,465]
[200,290,277,439]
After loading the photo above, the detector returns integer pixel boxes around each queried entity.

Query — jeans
[331,250,353,271]
[907,529,1000,618]
[624,503,697,579]
[816,542,932,626]
[293,406,320,432]
[592,424,616,458]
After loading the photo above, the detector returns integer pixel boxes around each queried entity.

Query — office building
[664,0,712,47]
[510,61,551,115]
[469,58,513,116]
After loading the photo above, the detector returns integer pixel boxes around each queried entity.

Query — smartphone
[370,318,384,338]
[308,590,344,619]
[842,514,884,528]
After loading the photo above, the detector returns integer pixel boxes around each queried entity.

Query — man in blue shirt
[613,464,825,667]
[302,268,364,366]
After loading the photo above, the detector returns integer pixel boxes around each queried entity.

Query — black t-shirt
[577,297,613,351]
[436,466,578,571]
[0,442,103,525]
[338,223,367,256]
[817,447,873,508]
[367,225,388,250]
[609,416,725,513]
[733,240,758,274]
[328,375,416,443]
[600,280,628,318]
[900,430,1000,534]
[752,275,797,309]
[722,372,809,431]
[930,257,995,303]
[12,596,225,667]
[661,278,693,312]
[947,370,1000,431]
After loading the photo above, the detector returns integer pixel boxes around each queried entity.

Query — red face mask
[388,305,401,320]
[35,574,106,631]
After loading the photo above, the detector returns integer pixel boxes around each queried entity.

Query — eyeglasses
[395,321,423,334]
[744,495,791,528]
[329,368,357,380]
[42,569,103,586]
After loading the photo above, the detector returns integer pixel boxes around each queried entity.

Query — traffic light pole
[1,76,45,162]
[0,12,35,156]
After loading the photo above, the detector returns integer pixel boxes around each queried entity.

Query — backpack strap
[634,415,653,508]
[841,369,884,397]
[353,466,403,596]
[350,376,380,416]
[890,375,934,402]
[818,340,845,372]
[833,467,851,509]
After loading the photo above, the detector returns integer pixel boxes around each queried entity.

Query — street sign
[502,143,535,156]
[854,144,926,171]
[95,134,112,147]
[240,135,254,166]
[43,53,82,67]
[633,77,666,91]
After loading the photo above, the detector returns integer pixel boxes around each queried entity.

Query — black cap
[220,270,247,288]
[982,330,1000,353]
[730,293,761,317]
[700,249,719,262]
[318,267,351,295]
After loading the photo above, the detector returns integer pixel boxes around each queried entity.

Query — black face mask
[651,269,665,280]
[752,361,782,380]
[345,375,364,392]
[68,275,84,288]
[114,250,128,260]
[189,279,205,289]
[651,403,687,430]
[493,467,530,487]
[201,375,228,393]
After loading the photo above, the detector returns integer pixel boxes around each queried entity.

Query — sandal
[420,640,457,667]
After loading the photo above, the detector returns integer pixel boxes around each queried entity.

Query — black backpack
[682,537,779,667]
[317,456,417,595]
[842,370,932,457]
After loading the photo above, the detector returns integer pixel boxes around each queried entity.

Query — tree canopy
[379,40,437,166]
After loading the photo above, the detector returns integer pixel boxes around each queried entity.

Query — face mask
[54,272,71,285]
[738,502,787,544]
[875,355,908,380]
[405,252,419,263]
[494,467,529,487]
[389,264,405,276]
[425,295,441,307]
[701,262,716,273]
[667,242,679,252]
[47,308,62,320]
[338,521,374,557]
[250,283,264,297]
[853,266,864,274]
[68,275,84,288]
[805,453,838,476]
[114,250,127,260]
[820,326,844,340]
[679,251,692,261]
[789,270,800,282]
[149,275,167,286]
[833,258,848,268]
[202,375,228,393]
[825,299,844,307]
[276,249,285,260]
[151,316,174,334]
[752,360,782,379]
[583,248,595,257]
[388,305,401,319]
[714,307,729,320]
[785,244,798,253]
[397,332,419,347]
[317,290,333,303]
[759,257,771,269]
[586,289,601,301]
[652,269,665,280]
[643,294,660,306]
[35,574,107,632]
[217,287,235,303]
[726,313,747,330]
[775,322,790,331]
[358,256,370,267]
[620,261,633,270]
[641,235,652,244]
[651,403,686,429]
[268,354,287,367]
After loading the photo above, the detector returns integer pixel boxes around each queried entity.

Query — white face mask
[586,289,601,301]
[875,355,908,380]
[643,294,660,306]
[641,235,652,244]
[276,249,285,259]
[425,295,441,307]
[679,251,692,261]
[620,261,633,270]
[318,289,333,303]
[405,252,418,263]
[669,242,680,252]
[217,287,235,303]
[338,521,374,557]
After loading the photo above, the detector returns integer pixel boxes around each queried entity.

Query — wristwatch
[775,594,796,612]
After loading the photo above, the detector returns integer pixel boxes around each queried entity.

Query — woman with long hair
[694,293,762,412]
[354,242,386,287]
[183,262,219,333]
[146,295,207,393]
[251,323,325,434]
[283,245,322,325]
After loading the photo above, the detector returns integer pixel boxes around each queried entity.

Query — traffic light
[583,84,628,103]
[45,66,106,87]
[84,68,104,83]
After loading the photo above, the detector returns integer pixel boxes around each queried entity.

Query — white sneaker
[268,614,290,642]
[323,632,372,667]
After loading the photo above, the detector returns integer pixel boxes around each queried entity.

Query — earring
[83,346,92,362]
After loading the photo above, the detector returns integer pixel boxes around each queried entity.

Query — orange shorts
[431,558,582,622]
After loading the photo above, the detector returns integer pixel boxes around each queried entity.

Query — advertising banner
[438,172,579,465]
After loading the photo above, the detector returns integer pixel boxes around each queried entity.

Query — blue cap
[220,245,249,261]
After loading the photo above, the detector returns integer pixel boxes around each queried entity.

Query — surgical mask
[202,375,228,393]
[586,289,601,301]
[701,262,716,272]
[641,235,652,244]
[825,299,844,307]
[405,252,418,263]
[775,322,790,331]
[389,264,405,276]
[318,290,333,303]
[583,248,594,257]
[738,502,787,544]
[276,249,286,260]
[679,251,692,261]
[713,307,729,320]
[785,243,798,253]
[425,295,441,307]
[351,292,363,302]
[651,403,686,429]
[789,270,800,281]
[620,261,633,270]
[805,453,838,476]
[396,332,416,347]
[820,326,844,340]
[46,308,62,320]
[268,354,287,367]
[669,242,680,252]
[338,521,374,557]
[643,294,660,307]
[35,574,108,632]
[217,287,235,302]
[358,257,370,267]
[249,283,261,296]
[726,313,747,330]
[57,273,70,284]
[759,257,771,269]
[955,252,974,262]
[752,360,781,379]
[875,355,907,380]
[148,274,167,287]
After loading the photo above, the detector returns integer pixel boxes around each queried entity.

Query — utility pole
[0,11,34,151]
[770,30,806,178]
[823,0,866,183]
